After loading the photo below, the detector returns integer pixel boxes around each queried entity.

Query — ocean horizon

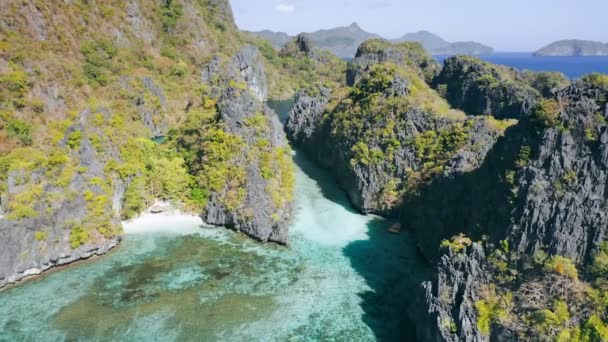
[434,52,608,79]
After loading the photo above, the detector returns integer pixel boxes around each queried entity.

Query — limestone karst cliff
[0,0,297,288]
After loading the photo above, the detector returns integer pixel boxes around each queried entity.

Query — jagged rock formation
[535,39,608,56]
[434,56,541,119]
[0,108,125,289]
[509,80,608,263]
[407,75,608,341]
[287,39,510,215]
[435,56,570,120]
[200,45,292,243]
[228,45,268,102]
[280,34,316,59]
[0,0,296,288]
[122,76,169,138]
[418,243,490,342]
[288,37,608,341]
[347,39,441,85]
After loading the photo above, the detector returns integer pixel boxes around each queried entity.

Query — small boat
[388,223,401,234]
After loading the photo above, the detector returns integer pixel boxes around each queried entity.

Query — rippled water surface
[0,152,427,341]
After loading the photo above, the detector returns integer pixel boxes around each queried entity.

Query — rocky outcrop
[508,80,608,263]
[287,42,506,216]
[434,56,541,119]
[280,34,316,59]
[407,76,608,340]
[347,39,441,86]
[229,45,268,102]
[201,45,292,244]
[0,108,126,289]
[121,76,168,138]
[0,223,117,289]
[418,244,491,342]
[0,0,293,290]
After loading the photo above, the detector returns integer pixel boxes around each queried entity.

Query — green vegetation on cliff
[0,0,300,249]
[474,245,608,341]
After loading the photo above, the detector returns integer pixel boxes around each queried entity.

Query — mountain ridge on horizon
[245,22,494,57]
[535,39,608,56]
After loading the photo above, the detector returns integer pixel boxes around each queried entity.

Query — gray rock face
[408,79,608,340]
[284,88,331,142]
[347,39,441,86]
[0,221,117,289]
[286,83,502,216]
[229,45,268,102]
[535,39,608,56]
[435,56,540,119]
[0,108,126,289]
[418,244,491,342]
[291,34,316,58]
[509,82,608,264]
[201,45,291,244]
[122,76,168,138]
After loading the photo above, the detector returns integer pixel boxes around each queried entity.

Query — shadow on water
[292,148,430,341]
[344,218,431,342]
[270,97,430,341]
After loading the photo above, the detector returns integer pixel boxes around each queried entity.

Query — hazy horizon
[230,0,608,51]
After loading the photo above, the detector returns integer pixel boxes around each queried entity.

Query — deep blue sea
[435,52,608,79]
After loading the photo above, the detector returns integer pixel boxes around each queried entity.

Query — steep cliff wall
[409,75,608,341]
[287,39,511,215]
[0,0,296,288]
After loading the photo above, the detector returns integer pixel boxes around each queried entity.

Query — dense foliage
[473,243,608,341]
[0,0,300,248]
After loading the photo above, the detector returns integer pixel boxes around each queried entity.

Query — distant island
[535,39,608,56]
[246,24,493,58]
[392,30,493,55]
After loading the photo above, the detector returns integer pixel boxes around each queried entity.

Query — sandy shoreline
[122,208,204,235]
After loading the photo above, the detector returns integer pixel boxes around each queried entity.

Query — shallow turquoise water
[0,152,427,341]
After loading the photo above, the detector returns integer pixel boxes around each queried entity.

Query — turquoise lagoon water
[0,152,427,341]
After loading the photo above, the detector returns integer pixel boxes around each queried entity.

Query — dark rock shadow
[343,217,431,341]
[341,121,541,341]
[401,121,541,262]
[292,142,430,340]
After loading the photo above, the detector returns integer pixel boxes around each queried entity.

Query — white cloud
[275,3,295,14]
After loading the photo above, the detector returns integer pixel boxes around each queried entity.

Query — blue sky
[230,0,608,51]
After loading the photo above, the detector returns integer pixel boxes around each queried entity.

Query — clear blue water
[435,52,608,79]
[0,151,426,341]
